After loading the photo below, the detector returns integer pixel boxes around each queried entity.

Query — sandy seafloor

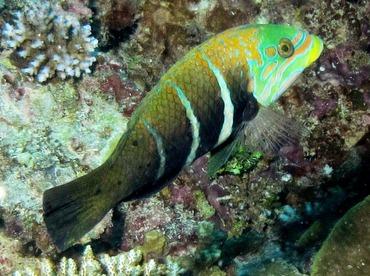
[0,0,369,275]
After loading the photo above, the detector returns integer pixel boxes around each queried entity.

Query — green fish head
[248,24,324,107]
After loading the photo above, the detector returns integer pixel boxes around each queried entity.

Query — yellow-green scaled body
[43,24,323,251]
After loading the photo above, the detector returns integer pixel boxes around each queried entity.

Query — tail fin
[43,165,115,251]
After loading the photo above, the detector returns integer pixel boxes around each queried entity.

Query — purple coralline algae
[0,0,369,275]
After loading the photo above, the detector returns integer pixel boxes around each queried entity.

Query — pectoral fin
[242,106,309,153]
[208,135,240,177]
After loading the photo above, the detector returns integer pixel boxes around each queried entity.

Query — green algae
[50,83,80,115]
[198,221,215,239]
[217,146,262,176]
[194,189,216,219]
[0,56,17,70]
[296,219,324,248]
[228,220,249,238]
[137,230,167,261]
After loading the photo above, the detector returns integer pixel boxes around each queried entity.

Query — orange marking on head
[248,77,254,93]
[291,31,303,45]
[262,61,277,80]
[292,34,313,57]
[260,74,276,102]
[277,35,313,80]
[265,46,276,58]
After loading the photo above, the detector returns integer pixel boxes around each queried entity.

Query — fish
[43,24,324,251]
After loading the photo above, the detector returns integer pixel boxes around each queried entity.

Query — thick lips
[307,34,324,67]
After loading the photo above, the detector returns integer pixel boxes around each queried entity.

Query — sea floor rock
[311,194,370,276]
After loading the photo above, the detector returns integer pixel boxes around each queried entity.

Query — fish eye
[278,38,294,58]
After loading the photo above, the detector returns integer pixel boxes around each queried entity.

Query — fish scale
[169,68,224,152]
[43,24,324,251]
[143,84,192,175]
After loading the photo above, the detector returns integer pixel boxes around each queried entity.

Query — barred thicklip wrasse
[43,24,324,251]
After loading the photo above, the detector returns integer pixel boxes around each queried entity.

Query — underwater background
[0,0,369,275]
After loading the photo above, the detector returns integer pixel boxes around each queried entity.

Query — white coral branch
[1,2,98,82]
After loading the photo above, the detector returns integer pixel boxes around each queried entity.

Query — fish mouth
[252,30,324,107]
[306,34,324,67]
[271,71,302,103]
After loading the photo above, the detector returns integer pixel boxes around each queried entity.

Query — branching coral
[1,2,98,82]
[13,245,184,275]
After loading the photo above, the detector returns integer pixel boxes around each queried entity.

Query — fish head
[247,24,324,107]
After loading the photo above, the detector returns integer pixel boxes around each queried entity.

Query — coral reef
[0,72,127,252]
[0,0,369,275]
[1,2,98,82]
[12,244,183,275]
[119,193,199,252]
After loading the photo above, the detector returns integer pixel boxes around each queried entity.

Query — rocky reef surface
[0,0,369,275]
